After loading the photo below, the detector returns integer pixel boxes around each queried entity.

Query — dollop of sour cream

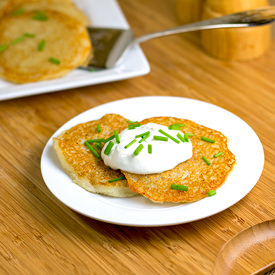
[101,123,192,174]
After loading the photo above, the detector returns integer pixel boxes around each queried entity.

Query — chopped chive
[208,190,216,197]
[171,184,189,191]
[94,143,101,149]
[49,57,60,65]
[124,139,137,149]
[0,44,7,53]
[127,120,138,124]
[32,10,48,21]
[159,129,180,144]
[12,8,25,16]
[114,130,120,144]
[135,131,150,138]
[168,123,186,130]
[201,136,215,143]
[86,138,105,143]
[134,144,144,156]
[88,67,97,72]
[104,141,114,155]
[185,133,194,137]
[168,124,181,130]
[128,123,141,129]
[202,156,211,166]
[109,176,126,183]
[104,135,115,143]
[214,152,224,158]
[153,136,168,141]
[96,124,101,133]
[148,144,152,154]
[38,40,45,51]
[24,33,35,38]
[84,141,100,159]
[177,133,186,143]
[11,36,25,45]
[184,133,189,142]
[139,133,150,143]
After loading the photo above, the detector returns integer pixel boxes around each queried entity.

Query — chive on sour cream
[101,123,192,174]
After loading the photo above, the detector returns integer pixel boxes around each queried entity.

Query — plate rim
[41,96,265,227]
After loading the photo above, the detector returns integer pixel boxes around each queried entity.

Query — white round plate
[41,96,264,227]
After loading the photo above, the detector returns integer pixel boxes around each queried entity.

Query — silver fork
[86,6,275,69]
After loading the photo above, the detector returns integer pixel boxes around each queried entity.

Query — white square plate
[0,0,150,101]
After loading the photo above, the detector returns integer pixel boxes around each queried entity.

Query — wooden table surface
[0,0,274,274]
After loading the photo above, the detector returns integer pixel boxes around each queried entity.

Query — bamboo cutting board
[0,0,274,274]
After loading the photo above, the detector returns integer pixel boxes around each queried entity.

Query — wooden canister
[175,0,205,24]
[201,0,271,61]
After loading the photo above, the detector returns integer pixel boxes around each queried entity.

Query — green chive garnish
[32,10,48,21]
[148,144,152,154]
[135,131,150,138]
[168,123,185,130]
[185,133,194,137]
[88,68,97,72]
[11,36,25,45]
[109,176,126,183]
[159,129,180,144]
[84,141,100,159]
[104,135,115,143]
[24,33,35,38]
[124,139,137,149]
[153,136,168,141]
[86,138,105,143]
[139,133,150,143]
[0,44,7,53]
[12,8,25,16]
[202,156,211,166]
[49,57,60,65]
[134,144,144,156]
[128,123,141,129]
[96,124,101,133]
[208,190,216,197]
[168,124,181,130]
[114,130,120,144]
[171,184,189,191]
[184,133,189,142]
[95,143,101,149]
[104,141,114,155]
[38,40,45,51]
[177,133,186,143]
[214,152,224,158]
[127,120,138,124]
[201,136,215,143]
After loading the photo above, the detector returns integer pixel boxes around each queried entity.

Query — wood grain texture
[0,0,274,274]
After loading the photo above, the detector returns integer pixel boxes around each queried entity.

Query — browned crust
[53,114,136,197]
[0,10,91,83]
[122,117,236,203]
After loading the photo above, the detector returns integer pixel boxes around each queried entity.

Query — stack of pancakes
[54,114,236,203]
[0,0,92,83]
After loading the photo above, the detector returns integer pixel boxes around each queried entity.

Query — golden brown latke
[53,114,136,198]
[122,117,236,203]
[0,10,91,83]
[3,0,89,25]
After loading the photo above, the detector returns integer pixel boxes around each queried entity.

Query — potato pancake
[0,10,91,83]
[122,117,236,203]
[53,114,136,198]
[3,0,89,25]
